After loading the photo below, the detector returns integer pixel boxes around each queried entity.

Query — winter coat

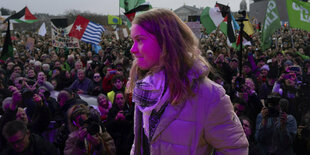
[1,133,59,155]
[131,78,249,155]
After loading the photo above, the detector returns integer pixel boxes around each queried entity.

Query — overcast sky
[1,0,250,15]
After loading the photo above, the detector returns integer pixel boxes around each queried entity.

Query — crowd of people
[0,12,309,154]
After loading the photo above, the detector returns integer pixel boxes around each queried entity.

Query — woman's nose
[130,42,138,54]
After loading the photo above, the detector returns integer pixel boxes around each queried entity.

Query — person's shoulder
[31,133,59,154]
[31,133,52,146]
[85,77,93,83]
[198,77,226,97]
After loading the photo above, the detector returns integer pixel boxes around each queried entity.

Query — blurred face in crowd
[260,68,268,77]
[75,54,80,60]
[37,72,45,81]
[75,61,83,70]
[257,61,265,68]
[243,65,251,74]
[33,94,42,103]
[113,79,124,90]
[230,60,238,69]
[44,58,51,64]
[6,130,30,153]
[241,119,251,138]
[98,50,104,57]
[73,114,88,129]
[87,51,92,58]
[54,61,61,68]
[60,56,66,63]
[57,90,71,107]
[65,71,71,78]
[27,69,36,78]
[13,66,22,74]
[77,70,85,81]
[51,55,58,62]
[284,72,296,87]
[98,95,109,115]
[7,62,15,70]
[234,103,245,116]
[42,65,49,72]
[16,107,28,124]
[14,77,24,90]
[98,95,109,109]
[115,92,125,109]
[51,79,57,88]
[276,53,283,61]
[93,73,102,83]
[52,69,60,76]
[267,77,276,86]
[130,24,161,70]
[244,78,255,92]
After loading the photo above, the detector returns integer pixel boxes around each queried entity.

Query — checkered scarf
[133,70,169,138]
[132,61,208,139]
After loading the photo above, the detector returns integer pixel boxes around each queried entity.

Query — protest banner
[186,21,201,39]
[51,22,80,49]
[26,37,35,51]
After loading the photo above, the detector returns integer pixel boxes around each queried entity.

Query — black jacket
[1,133,59,155]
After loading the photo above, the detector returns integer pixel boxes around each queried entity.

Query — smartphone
[108,69,117,74]
[289,66,300,72]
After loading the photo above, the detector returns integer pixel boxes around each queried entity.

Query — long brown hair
[128,8,210,105]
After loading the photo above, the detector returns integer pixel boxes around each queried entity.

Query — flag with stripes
[68,15,105,45]
[5,6,37,23]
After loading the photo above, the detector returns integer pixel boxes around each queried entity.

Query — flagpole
[236,10,248,75]
[118,0,121,42]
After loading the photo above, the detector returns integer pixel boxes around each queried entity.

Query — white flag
[114,31,119,40]
[38,23,46,36]
[123,28,128,38]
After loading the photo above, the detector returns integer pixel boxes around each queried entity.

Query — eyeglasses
[93,76,100,78]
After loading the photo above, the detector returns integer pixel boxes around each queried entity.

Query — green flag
[287,0,310,32]
[0,22,13,61]
[120,0,146,12]
[5,7,38,23]
[108,15,122,25]
[200,6,224,34]
[261,0,281,51]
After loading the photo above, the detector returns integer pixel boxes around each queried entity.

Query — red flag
[125,12,136,22]
[68,15,105,45]
[124,2,151,22]
[25,7,37,20]
[68,15,89,39]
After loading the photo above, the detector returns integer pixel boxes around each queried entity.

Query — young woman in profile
[128,8,248,155]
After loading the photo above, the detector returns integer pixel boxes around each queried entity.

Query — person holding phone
[255,96,297,155]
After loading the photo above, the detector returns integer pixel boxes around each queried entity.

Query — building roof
[174,4,203,14]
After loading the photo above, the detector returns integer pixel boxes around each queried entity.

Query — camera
[79,117,100,135]
[289,66,301,72]
[266,95,281,117]
[91,61,100,69]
